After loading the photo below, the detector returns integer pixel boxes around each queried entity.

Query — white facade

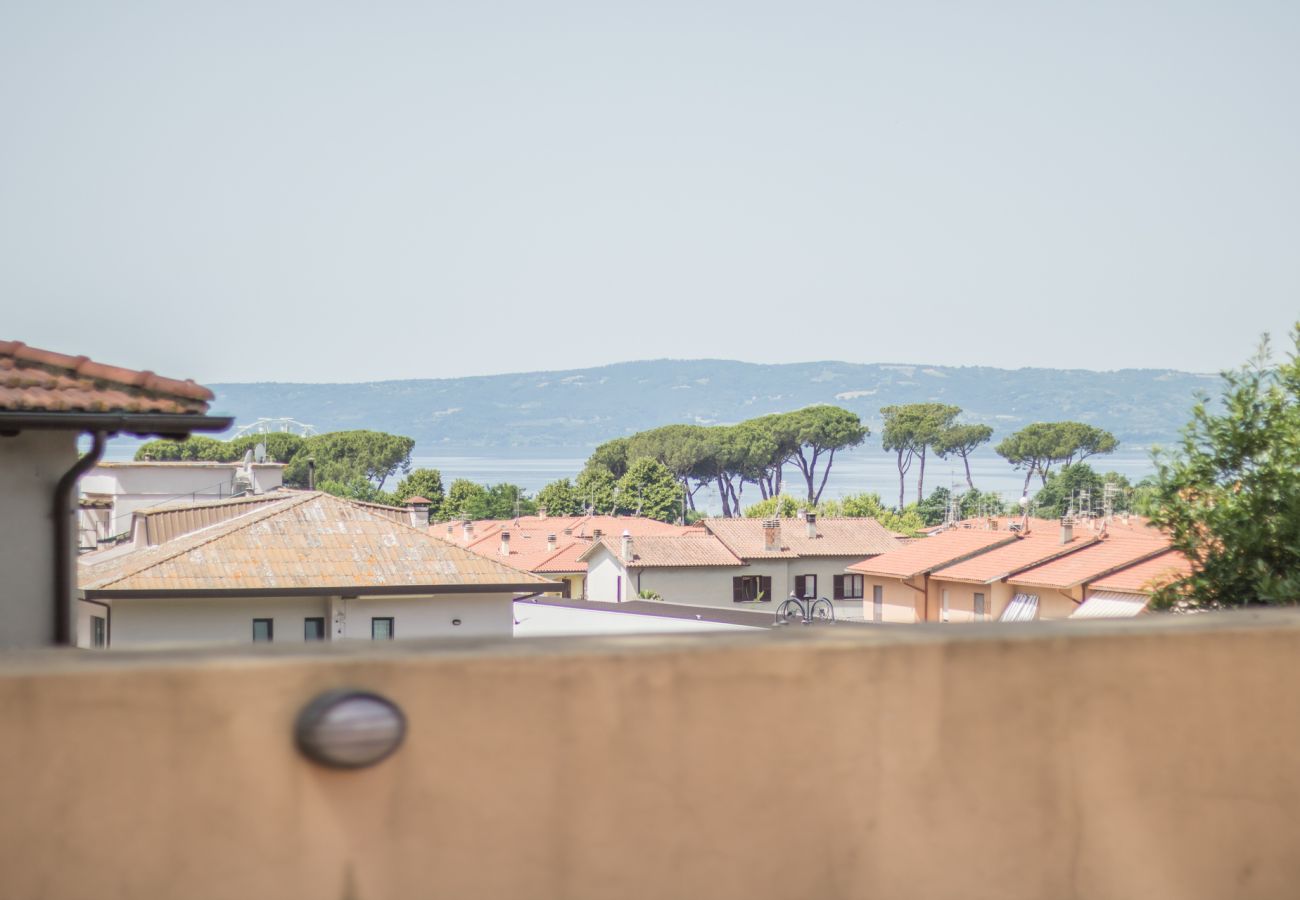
[586,546,869,615]
[102,592,515,648]
[0,431,79,647]
[79,462,285,544]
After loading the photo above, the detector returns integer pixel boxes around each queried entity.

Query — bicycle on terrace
[774,592,835,626]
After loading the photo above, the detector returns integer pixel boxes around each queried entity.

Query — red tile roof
[848,530,1020,579]
[931,530,1099,584]
[1090,550,1193,594]
[1010,532,1171,590]
[702,517,903,559]
[580,534,744,568]
[80,492,552,593]
[0,340,214,415]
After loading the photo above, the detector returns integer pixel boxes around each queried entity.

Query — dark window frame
[90,615,106,648]
[252,618,274,643]
[371,617,395,640]
[731,575,773,603]
[795,574,817,599]
[304,617,325,641]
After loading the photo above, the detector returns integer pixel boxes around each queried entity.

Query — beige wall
[859,575,923,623]
[0,430,78,648]
[5,612,1300,899]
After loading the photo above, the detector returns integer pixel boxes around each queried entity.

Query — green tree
[880,403,960,509]
[785,406,870,505]
[1030,464,1132,519]
[994,421,1117,495]
[616,458,682,522]
[443,479,491,520]
[483,483,537,519]
[1148,326,1300,609]
[575,467,618,514]
[135,435,233,461]
[536,478,584,517]
[584,437,631,479]
[392,468,446,520]
[933,423,994,490]
[316,476,396,505]
[226,432,304,463]
[283,430,414,490]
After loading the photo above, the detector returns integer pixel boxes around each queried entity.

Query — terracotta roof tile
[1011,532,1171,590]
[931,531,1101,584]
[848,530,1020,578]
[703,517,903,559]
[0,340,213,415]
[1090,550,1193,594]
[580,534,744,568]
[80,492,552,593]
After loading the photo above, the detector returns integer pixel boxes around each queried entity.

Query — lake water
[411,446,1159,516]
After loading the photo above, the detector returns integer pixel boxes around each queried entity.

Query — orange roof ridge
[1,339,215,410]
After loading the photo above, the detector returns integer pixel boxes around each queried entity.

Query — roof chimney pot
[806,512,818,539]
[499,530,511,556]
[762,518,781,552]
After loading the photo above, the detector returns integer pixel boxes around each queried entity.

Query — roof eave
[0,411,233,438]
[82,581,557,600]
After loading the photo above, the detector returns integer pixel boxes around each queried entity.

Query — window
[794,575,817,599]
[90,615,106,648]
[941,589,950,622]
[834,575,864,600]
[872,585,883,623]
[974,592,986,620]
[732,575,772,603]
[304,618,325,641]
[252,619,273,643]
[371,617,394,640]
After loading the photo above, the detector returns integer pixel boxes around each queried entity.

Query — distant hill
[208,359,1215,454]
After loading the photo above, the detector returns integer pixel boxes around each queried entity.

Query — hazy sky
[2,1,1296,383]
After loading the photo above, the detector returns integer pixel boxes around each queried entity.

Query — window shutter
[794,575,806,598]
[733,577,744,603]
[760,575,772,601]
[833,575,845,599]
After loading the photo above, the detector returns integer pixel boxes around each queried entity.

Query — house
[849,516,1181,623]
[78,457,285,549]
[0,340,231,648]
[435,512,694,599]
[77,491,557,648]
[579,515,905,612]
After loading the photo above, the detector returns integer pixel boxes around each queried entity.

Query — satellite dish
[254,442,267,463]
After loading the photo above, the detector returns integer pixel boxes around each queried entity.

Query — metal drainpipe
[54,432,107,645]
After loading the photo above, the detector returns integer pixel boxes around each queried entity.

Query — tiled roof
[0,340,213,415]
[532,542,589,574]
[702,517,903,559]
[1010,532,1171,590]
[1091,550,1193,594]
[132,492,297,545]
[848,530,1019,579]
[931,530,1099,584]
[580,534,744,568]
[80,492,552,593]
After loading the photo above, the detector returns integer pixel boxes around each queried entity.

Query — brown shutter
[733,577,744,603]
[833,575,845,599]
[794,575,806,598]
[760,576,772,602]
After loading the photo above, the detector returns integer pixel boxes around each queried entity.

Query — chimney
[762,518,781,552]
[306,457,316,491]
[621,529,633,563]
[463,521,474,542]
[1060,517,1074,545]
[499,530,511,556]
[563,526,573,536]
[593,528,603,542]
[547,533,557,552]
[806,512,818,539]
[446,523,454,537]
[538,506,548,520]
[403,496,431,528]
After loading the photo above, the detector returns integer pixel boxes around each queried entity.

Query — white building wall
[107,592,514,647]
[0,430,78,648]
[80,463,285,537]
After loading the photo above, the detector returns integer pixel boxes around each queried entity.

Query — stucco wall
[0,430,78,648]
[5,611,1300,899]
[107,593,514,647]
[80,463,285,536]
[859,576,922,623]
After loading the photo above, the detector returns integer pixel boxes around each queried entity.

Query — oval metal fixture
[451,618,462,626]
[295,689,406,769]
